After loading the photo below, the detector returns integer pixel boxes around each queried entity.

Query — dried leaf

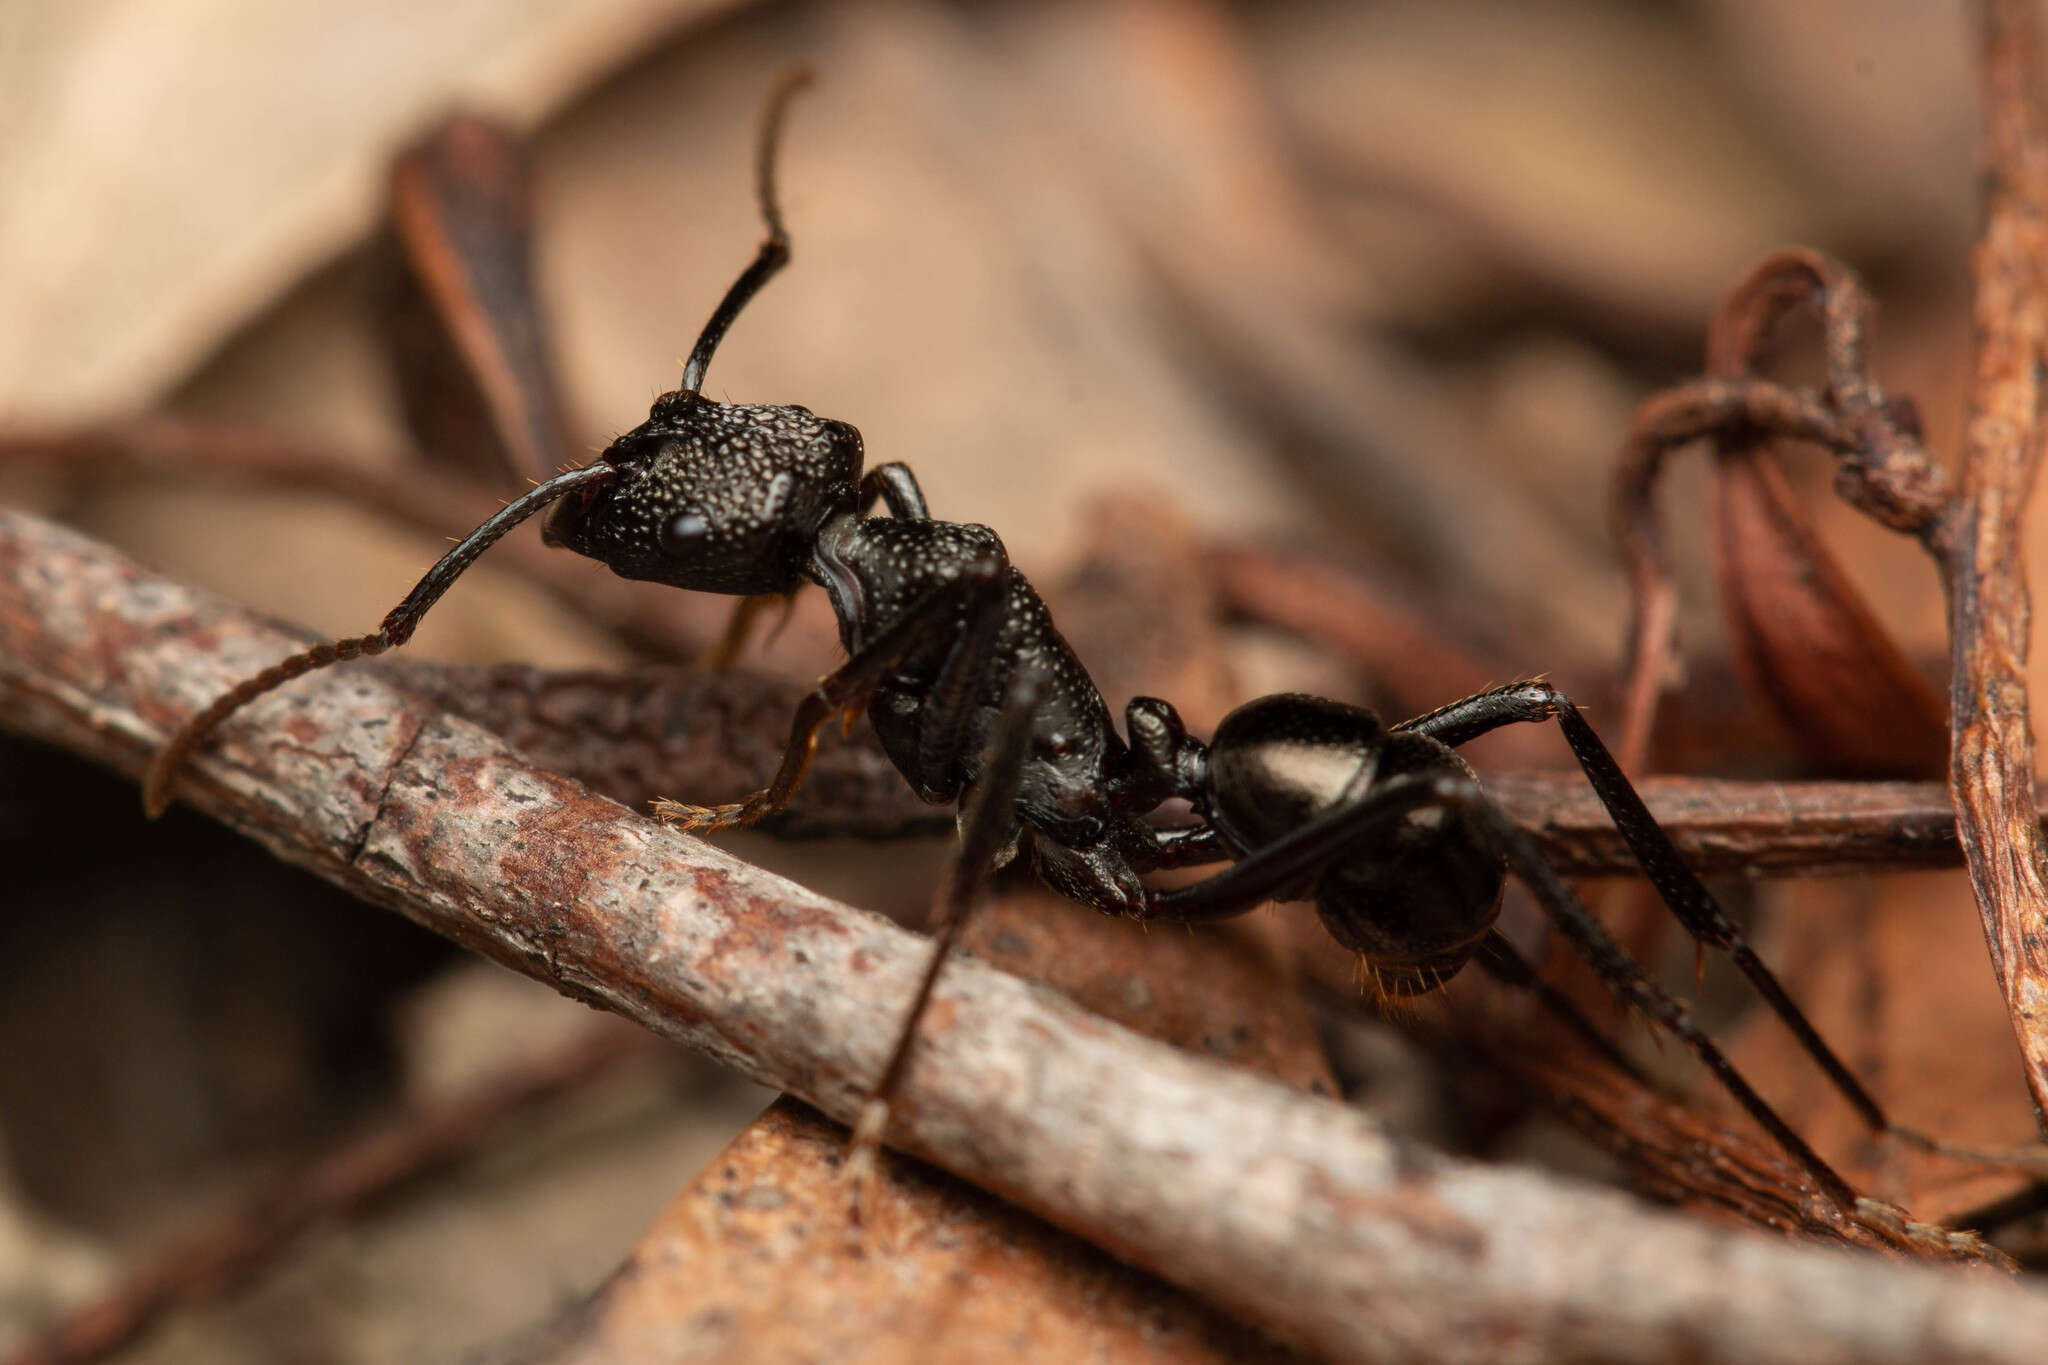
[0,0,743,425]
[530,1099,1306,1365]
[1712,444,1947,776]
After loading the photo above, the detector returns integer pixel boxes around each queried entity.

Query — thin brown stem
[1933,0,2048,1129]
[1609,375,1862,769]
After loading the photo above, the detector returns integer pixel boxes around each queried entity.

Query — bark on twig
[1939,0,2048,1130]
[1487,772,2026,879]
[12,508,2048,1360]
[386,659,951,839]
[399,659,2034,880]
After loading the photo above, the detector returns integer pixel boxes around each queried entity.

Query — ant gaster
[146,71,1898,1215]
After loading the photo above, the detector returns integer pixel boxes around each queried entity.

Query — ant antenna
[143,460,618,817]
[678,65,815,398]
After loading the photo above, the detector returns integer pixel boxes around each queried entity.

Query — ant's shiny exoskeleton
[146,71,1901,1215]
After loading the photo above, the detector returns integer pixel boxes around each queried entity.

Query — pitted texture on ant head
[544,395,862,595]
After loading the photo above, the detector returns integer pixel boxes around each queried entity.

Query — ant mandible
[146,70,1896,1215]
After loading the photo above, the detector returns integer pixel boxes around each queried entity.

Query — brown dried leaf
[528,1099,1306,1365]
[1713,445,1948,776]
[1726,875,2040,1226]
[378,115,576,488]
[0,0,743,426]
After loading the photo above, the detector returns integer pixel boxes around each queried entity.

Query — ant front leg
[1395,680,1891,1138]
[696,592,795,671]
[858,462,928,520]
[654,548,1008,832]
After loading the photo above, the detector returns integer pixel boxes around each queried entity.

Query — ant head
[544,393,862,595]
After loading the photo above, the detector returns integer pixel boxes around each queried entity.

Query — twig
[1300,942,2016,1260]
[1491,1036,1939,1250]
[379,662,2048,878]
[5,1023,655,1365]
[383,659,951,840]
[1605,0,2048,1131]
[11,508,2048,1360]
[1937,0,2048,1129]
[1487,772,2026,879]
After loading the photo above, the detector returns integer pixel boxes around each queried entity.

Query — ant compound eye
[661,511,713,558]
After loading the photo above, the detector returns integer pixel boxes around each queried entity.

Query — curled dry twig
[1609,277,1945,775]
[1610,0,2048,1135]
[11,508,2048,1361]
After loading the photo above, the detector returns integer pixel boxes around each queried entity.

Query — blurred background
[0,0,2032,1358]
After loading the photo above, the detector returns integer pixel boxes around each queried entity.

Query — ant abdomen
[1205,693,1502,993]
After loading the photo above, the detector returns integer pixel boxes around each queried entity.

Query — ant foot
[651,792,774,832]
[1852,1197,2014,1270]
[841,1096,891,1231]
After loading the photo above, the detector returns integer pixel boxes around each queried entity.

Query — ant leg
[1134,768,1862,1204]
[857,462,929,520]
[1475,930,1649,1085]
[903,578,1014,798]
[1396,680,1889,1135]
[846,671,1041,1187]
[696,593,795,671]
[143,460,618,818]
[1465,790,1863,1209]
[653,551,1007,832]
[1136,770,1472,923]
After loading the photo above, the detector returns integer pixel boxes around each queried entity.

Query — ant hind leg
[1396,680,1890,1137]
[1457,790,1864,1210]
[1135,761,1867,1209]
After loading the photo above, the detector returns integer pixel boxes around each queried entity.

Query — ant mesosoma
[146,70,1899,1216]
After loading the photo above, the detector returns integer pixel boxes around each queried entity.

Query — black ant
[146,70,1901,1217]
